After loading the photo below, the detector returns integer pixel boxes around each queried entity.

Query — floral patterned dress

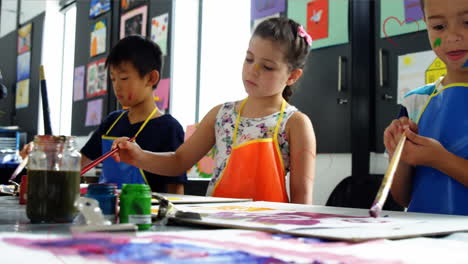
[206,101,298,196]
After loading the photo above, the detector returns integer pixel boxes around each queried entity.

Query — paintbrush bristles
[370,134,407,217]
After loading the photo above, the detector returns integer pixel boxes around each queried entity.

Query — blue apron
[408,81,468,215]
[99,108,158,189]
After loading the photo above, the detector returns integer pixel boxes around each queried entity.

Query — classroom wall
[0,13,45,142]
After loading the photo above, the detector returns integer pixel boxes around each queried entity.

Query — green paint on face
[434,38,442,48]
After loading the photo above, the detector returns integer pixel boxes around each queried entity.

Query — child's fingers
[405,127,424,145]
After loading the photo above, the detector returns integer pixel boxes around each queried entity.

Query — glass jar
[26,135,81,223]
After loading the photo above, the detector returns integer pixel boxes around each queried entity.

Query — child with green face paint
[383,0,468,215]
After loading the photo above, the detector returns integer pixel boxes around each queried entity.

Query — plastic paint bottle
[85,183,117,222]
[119,184,152,230]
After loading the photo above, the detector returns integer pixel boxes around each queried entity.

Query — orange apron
[212,98,289,202]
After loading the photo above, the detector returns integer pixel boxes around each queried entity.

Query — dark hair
[106,35,162,87]
[253,17,310,102]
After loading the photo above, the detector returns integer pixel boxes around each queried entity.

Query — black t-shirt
[81,110,187,192]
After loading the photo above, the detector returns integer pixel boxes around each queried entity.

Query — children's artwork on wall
[17,23,32,54]
[397,50,445,104]
[153,78,170,110]
[380,0,426,38]
[151,13,169,56]
[89,0,111,18]
[251,0,285,20]
[185,124,216,178]
[73,65,85,101]
[307,0,329,41]
[86,58,107,98]
[85,98,103,127]
[403,0,423,23]
[16,52,30,81]
[252,13,280,32]
[15,79,29,109]
[288,0,348,50]
[120,5,147,39]
[90,19,107,57]
[120,0,146,12]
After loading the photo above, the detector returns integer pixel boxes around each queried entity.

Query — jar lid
[88,183,117,191]
[121,184,151,192]
[34,135,75,143]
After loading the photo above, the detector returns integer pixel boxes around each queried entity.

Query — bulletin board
[71,0,174,136]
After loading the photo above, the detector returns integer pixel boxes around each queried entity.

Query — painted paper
[250,0,285,20]
[85,98,103,127]
[89,0,110,18]
[307,0,329,41]
[90,20,106,57]
[397,50,445,103]
[15,79,29,109]
[404,0,423,23]
[288,0,348,50]
[121,0,146,12]
[152,193,251,204]
[5,229,468,263]
[73,66,85,101]
[87,58,107,98]
[185,124,216,178]
[153,78,170,110]
[17,52,30,81]
[17,23,32,54]
[120,5,147,39]
[150,13,169,56]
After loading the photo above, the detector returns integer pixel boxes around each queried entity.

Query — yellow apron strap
[105,111,127,135]
[415,77,443,124]
[232,98,248,146]
[273,100,286,140]
[133,107,158,139]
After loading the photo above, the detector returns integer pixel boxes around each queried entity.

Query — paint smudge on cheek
[463,60,468,68]
[433,38,441,48]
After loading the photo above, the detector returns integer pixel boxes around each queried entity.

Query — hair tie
[297,25,312,47]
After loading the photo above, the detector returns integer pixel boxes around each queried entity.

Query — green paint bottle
[119,184,152,230]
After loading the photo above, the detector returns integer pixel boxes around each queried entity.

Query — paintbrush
[369,134,406,217]
[80,136,136,176]
[8,156,28,182]
[39,65,52,135]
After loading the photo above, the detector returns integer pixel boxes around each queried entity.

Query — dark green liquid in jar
[26,170,80,223]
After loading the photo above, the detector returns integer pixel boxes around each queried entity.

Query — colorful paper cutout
[404,0,424,23]
[73,66,85,101]
[17,23,32,54]
[307,0,329,41]
[287,0,348,50]
[153,78,170,110]
[250,0,285,20]
[90,20,107,57]
[15,79,29,109]
[87,58,107,98]
[16,52,30,81]
[380,0,426,38]
[120,5,147,39]
[151,13,169,56]
[185,124,216,178]
[426,57,447,84]
[89,0,111,18]
[85,98,103,127]
[121,0,146,12]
